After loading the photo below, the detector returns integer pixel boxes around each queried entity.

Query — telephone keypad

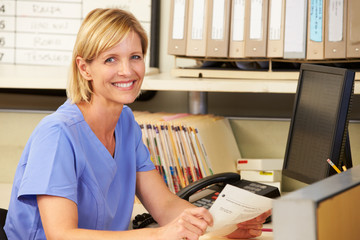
[192,192,218,209]
[243,182,267,194]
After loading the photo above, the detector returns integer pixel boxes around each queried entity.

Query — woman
[4,8,270,239]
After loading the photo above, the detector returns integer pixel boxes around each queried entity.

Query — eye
[105,57,115,63]
[131,54,143,60]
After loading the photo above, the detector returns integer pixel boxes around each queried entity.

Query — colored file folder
[135,112,241,193]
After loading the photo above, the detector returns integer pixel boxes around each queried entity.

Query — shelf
[142,71,360,94]
[1,64,360,94]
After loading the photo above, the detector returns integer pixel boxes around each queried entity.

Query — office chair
[0,208,8,240]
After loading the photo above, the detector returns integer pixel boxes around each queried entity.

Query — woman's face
[80,31,145,107]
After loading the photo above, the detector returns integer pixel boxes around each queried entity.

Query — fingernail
[249,229,262,236]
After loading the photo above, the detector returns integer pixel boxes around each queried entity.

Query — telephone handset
[176,172,241,201]
[132,172,280,229]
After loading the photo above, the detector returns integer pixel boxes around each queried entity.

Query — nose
[117,60,132,76]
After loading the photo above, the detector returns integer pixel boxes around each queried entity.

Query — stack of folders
[168,0,360,60]
[237,159,284,192]
[134,112,241,194]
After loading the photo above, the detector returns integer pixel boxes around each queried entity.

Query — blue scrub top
[4,100,155,239]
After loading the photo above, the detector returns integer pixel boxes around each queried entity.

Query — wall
[231,119,360,191]
[0,111,48,183]
[1,110,360,193]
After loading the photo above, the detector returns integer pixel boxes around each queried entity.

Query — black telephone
[132,172,280,229]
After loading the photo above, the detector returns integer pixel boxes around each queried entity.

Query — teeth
[113,81,134,88]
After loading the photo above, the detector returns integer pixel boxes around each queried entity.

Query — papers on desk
[204,184,273,238]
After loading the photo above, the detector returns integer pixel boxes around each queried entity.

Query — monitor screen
[282,64,355,184]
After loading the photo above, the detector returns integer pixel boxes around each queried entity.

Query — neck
[77,100,122,157]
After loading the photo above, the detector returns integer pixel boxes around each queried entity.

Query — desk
[131,203,274,240]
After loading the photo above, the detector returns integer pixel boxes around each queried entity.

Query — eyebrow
[102,50,143,58]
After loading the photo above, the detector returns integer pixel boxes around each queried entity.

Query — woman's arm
[135,170,213,239]
[135,170,196,224]
[37,194,201,240]
[37,169,212,240]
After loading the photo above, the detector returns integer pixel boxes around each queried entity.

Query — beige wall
[0,111,48,183]
[1,111,359,193]
[230,119,360,191]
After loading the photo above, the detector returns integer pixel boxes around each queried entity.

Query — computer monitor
[282,63,355,184]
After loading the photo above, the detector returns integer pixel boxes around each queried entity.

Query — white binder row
[168,0,360,60]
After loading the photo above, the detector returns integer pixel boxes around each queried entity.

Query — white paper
[16,1,82,18]
[249,0,263,40]
[211,0,225,40]
[204,184,273,238]
[172,0,186,40]
[269,0,283,40]
[328,0,344,42]
[231,0,246,41]
[16,17,81,34]
[191,0,205,40]
[284,0,307,53]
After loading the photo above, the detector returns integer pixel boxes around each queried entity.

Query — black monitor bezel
[282,63,354,184]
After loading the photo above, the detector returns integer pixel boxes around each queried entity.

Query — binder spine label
[328,0,344,42]
[172,0,187,40]
[191,0,205,40]
[211,0,225,40]
[310,0,324,42]
[231,0,246,41]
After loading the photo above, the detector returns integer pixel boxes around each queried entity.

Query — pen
[327,159,341,173]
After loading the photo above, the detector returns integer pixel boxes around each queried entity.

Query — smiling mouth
[113,81,135,88]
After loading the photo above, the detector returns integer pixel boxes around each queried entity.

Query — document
[204,184,273,238]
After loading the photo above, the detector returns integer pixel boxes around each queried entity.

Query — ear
[76,56,92,81]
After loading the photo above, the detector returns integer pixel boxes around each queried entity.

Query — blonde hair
[67,8,148,103]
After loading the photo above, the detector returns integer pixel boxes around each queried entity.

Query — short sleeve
[18,122,78,204]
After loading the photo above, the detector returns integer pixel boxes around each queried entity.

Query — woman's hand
[225,209,272,239]
[157,207,213,240]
